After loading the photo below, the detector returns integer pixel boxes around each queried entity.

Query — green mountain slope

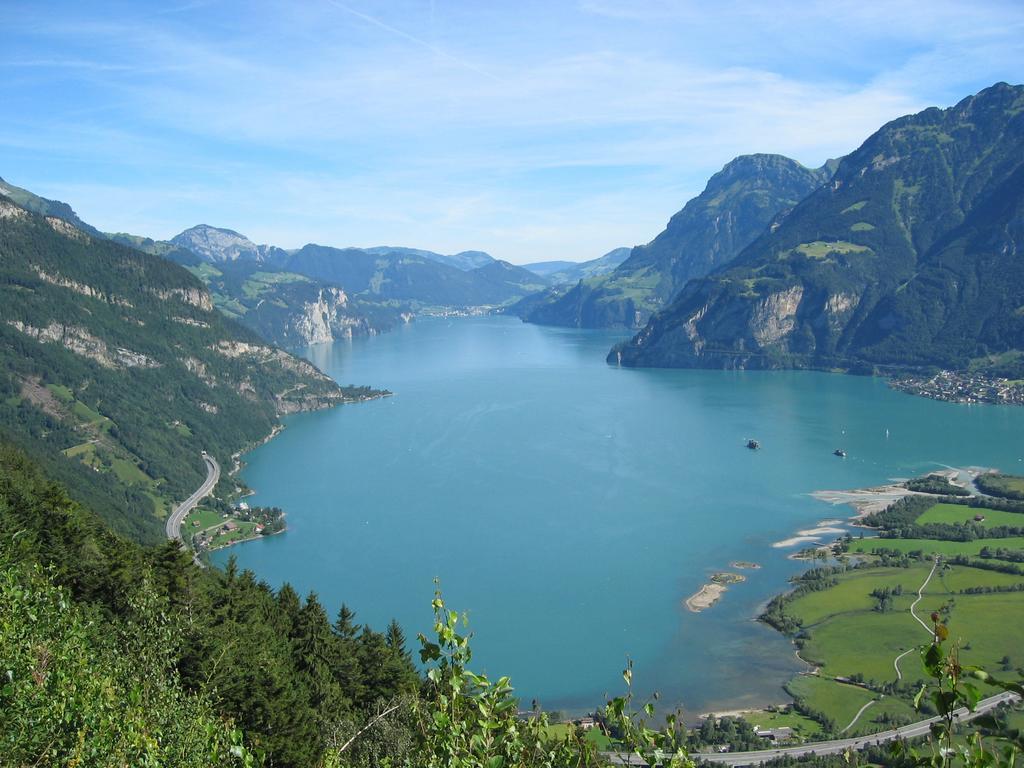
[0,175,102,237]
[612,82,1024,373]
[285,243,549,307]
[0,443,418,768]
[0,195,373,542]
[364,245,496,270]
[520,155,831,328]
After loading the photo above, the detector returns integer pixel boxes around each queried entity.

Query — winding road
[165,452,220,541]
[604,692,1020,766]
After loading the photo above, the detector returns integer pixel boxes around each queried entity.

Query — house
[574,716,597,731]
[974,514,986,522]
[222,521,239,532]
[254,524,264,534]
[755,727,794,742]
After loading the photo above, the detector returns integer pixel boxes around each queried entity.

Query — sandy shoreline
[685,583,727,612]
[685,573,747,612]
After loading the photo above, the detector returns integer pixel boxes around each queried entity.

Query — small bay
[214,315,1024,714]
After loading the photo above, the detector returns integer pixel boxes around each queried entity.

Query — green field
[109,456,149,485]
[915,502,1024,528]
[47,383,74,403]
[793,240,873,260]
[848,536,1024,557]
[786,564,932,627]
[186,506,226,531]
[185,263,223,281]
[241,271,309,300]
[850,222,876,232]
[786,675,919,737]
[541,724,613,749]
[785,676,877,732]
[799,609,924,683]
[740,708,824,740]
[930,565,1024,593]
[208,520,259,547]
[942,593,1024,671]
[781,558,1024,734]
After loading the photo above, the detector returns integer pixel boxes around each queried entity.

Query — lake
[213,315,1024,715]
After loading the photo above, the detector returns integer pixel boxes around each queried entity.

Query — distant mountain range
[612,82,1024,377]
[522,247,632,282]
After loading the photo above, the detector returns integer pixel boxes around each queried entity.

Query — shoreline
[701,465,990,724]
[219,389,392,553]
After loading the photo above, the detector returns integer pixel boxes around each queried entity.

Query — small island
[685,572,747,612]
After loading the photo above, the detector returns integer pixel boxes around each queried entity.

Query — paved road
[604,692,1020,766]
[165,453,220,541]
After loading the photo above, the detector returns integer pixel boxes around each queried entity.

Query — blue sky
[3,1,1023,263]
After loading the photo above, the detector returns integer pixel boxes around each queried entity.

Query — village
[187,501,287,553]
[889,369,1024,405]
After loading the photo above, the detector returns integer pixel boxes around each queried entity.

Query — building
[755,727,794,742]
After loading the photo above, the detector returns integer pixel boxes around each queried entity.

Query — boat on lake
[747,439,760,450]
[834,449,847,458]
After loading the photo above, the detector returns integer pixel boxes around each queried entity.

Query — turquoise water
[214,316,1024,715]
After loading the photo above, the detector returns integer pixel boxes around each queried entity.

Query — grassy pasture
[915,502,1024,528]
[785,676,877,732]
[848,537,1024,557]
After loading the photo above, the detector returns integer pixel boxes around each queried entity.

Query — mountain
[364,245,495,271]
[182,260,407,346]
[163,229,534,334]
[521,260,576,276]
[170,224,290,265]
[284,243,549,307]
[0,193,377,542]
[519,155,833,328]
[522,247,632,284]
[612,82,1024,375]
[0,175,102,237]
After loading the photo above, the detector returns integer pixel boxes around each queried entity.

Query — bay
[213,315,1024,715]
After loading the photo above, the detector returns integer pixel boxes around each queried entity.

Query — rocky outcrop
[286,287,374,344]
[33,268,133,307]
[151,287,214,312]
[170,224,288,265]
[8,321,160,369]
[750,286,803,346]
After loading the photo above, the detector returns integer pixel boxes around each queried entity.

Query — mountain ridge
[611,82,1024,375]
[517,154,833,328]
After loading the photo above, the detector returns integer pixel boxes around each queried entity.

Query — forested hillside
[613,82,1024,374]
[0,194,374,542]
[0,444,418,767]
